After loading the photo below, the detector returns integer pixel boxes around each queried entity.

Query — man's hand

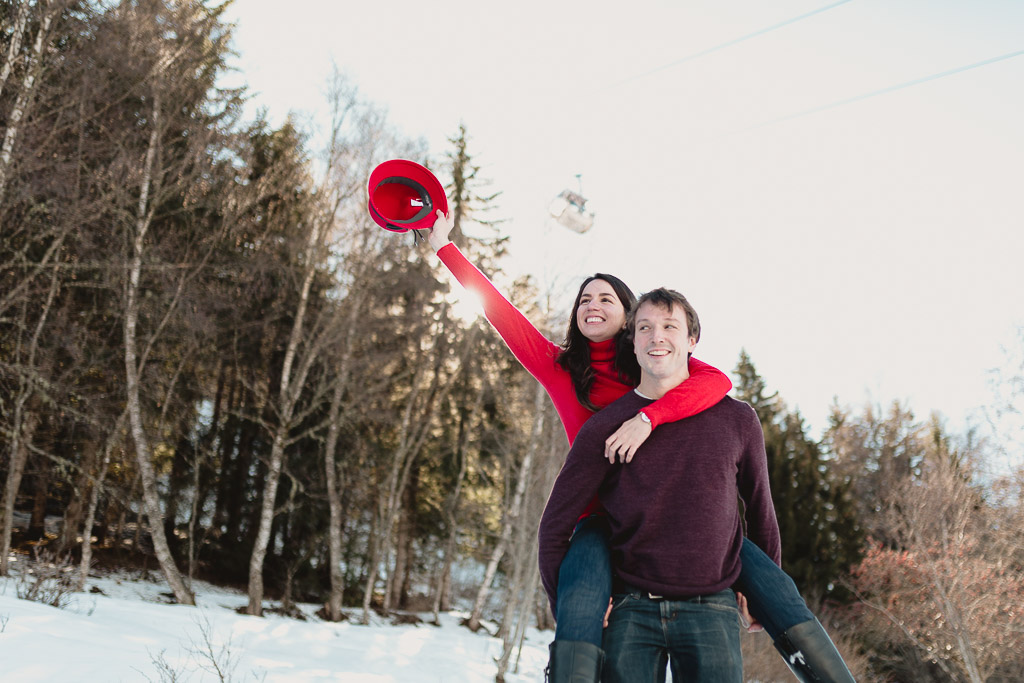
[604,413,653,463]
[736,591,763,633]
[427,209,454,252]
[603,597,613,627]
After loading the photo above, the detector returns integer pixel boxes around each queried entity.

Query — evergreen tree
[442,123,504,257]
[733,351,862,599]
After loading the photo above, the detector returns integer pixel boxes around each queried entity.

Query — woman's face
[576,279,627,343]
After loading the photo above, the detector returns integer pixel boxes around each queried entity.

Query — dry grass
[740,621,878,682]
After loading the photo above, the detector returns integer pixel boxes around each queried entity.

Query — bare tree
[244,73,393,615]
[358,313,475,623]
[0,0,70,201]
[0,256,60,575]
[848,431,1024,682]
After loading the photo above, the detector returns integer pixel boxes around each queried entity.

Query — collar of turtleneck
[588,338,617,364]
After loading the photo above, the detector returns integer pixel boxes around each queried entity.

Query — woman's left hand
[604,414,653,463]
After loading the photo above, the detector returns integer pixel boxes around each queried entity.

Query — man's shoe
[544,640,605,683]
[773,617,856,682]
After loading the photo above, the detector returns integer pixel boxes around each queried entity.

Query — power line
[745,48,1024,130]
[606,0,854,90]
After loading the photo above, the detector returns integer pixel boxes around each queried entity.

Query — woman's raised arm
[429,211,560,381]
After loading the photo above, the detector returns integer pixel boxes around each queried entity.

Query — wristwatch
[638,411,651,425]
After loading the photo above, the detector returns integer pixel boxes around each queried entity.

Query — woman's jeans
[553,517,814,647]
[554,516,613,647]
[733,537,815,641]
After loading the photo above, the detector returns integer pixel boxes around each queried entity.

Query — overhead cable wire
[605,0,854,90]
[744,48,1024,130]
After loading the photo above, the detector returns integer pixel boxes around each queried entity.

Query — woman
[427,212,853,683]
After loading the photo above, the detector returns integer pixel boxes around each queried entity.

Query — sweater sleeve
[736,404,782,566]
[537,420,613,617]
[639,357,733,428]
[437,243,561,381]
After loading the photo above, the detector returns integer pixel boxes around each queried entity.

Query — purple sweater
[538,393,781,613]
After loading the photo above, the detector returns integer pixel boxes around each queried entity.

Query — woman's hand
[604,413,653,463]
[427,209,454,251]
[736,592,764,633]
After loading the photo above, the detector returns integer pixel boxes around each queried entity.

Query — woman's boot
[545,640,604,683]
[774,618,856,682]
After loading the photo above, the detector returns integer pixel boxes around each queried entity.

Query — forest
[2,2,1023,681]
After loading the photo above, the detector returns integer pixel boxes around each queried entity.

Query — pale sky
[222,0,1024,455]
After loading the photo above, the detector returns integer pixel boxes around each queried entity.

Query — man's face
[632,301,697,382]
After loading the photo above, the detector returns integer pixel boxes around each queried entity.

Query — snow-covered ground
[0,567,549,682]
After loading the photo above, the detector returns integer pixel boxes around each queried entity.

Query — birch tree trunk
[465,381,547,631]
[123,89,194,606]
[0,0,31,99]
[246,216,326,615]
[0,410,38,575]
[0,0,61,201]
[77,409,127,590]
[359,324,476,623]
[77,449,111,590]
[495,559,541,682]
[0,253,61,575]
[431,381,483,624]
[321,265,373,619]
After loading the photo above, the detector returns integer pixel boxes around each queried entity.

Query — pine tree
[733,351,862,599]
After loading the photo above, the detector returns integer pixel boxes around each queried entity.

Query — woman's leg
[546,515,611,683]
[554,515,612,647]
[737,538,856,683]
[736,537,813,640]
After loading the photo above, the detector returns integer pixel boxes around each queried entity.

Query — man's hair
[626,288,701,343]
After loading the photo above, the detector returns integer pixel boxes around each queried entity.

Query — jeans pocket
[610,593,636,612]
[701,589,739,615]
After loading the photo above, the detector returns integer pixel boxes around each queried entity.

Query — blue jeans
[735,537,815,640]
[554,522,813,648]
[554,515,612,648]
[603,589,742,683]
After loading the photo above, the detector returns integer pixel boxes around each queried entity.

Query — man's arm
[736,403,782,565]
[538,420,614,615]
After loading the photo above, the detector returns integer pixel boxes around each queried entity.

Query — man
[538,288,781,683]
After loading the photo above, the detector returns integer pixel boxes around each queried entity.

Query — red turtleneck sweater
[437,243,732,444]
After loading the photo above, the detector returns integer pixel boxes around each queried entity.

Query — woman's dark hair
[556,273,640,410]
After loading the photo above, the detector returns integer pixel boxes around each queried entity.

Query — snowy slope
[0,571,548,682]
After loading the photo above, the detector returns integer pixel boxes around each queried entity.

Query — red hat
[367,159,448,233]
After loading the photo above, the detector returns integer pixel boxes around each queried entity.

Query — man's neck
[635,370,690,400]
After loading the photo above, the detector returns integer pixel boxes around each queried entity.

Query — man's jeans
[553,519,815,649]
[602,589,742,683]
[554,515,612,648]
[735,537,816,640]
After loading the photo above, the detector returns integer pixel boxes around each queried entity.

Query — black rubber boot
[774,618,856,683]
[544,640,605,683]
